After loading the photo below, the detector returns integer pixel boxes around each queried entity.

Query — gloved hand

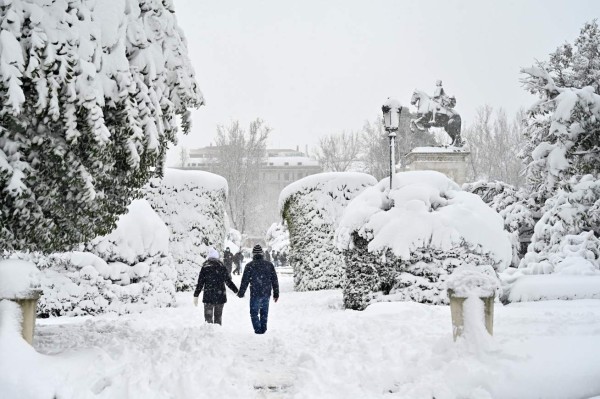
[193,297,198,307]
[237,292,244,298]
[273,297,279,303]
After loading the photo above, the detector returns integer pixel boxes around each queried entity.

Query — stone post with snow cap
[446,265,500,341]
[0,259,43,345]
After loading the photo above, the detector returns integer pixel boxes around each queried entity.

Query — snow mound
[446,265,500,298]
[509,275,600,302]
[89,199,169,264]
[0,259,41,299]
[337,171,512,268]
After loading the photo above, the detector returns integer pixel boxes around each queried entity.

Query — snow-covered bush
[265,223,290,254]
[520,66,600,204]
[280,172,377,291]
[0,0,203,252]
[336,171,512,310]
[519,175,600,274]
[463,180,537,266]
[144,168,228,291]
[4,200,177,317]
[226,229,242,249]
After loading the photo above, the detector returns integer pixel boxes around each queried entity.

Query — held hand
[193,297,198,307]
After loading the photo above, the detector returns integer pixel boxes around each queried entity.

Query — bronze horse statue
[409,90,463,147]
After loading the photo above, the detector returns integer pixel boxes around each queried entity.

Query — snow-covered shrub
[226,229,242,249]
[4,200,177,317]
[265,223,290,254]
[336,171,512,310]
[0,0,203,253]
[144,168,228,291]
[519,175,600,274]
[520,66,600,204]
[463,180,537,266]
[280,172,377,291]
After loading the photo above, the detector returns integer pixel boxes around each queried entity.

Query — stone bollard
[448,288,494,341]
[0,259,43,346]
[9,290,43,345]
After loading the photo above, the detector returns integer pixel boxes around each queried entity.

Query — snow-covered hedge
[144,168,228,291]
[4,200,177,317]
[336,171,512,310]
[519,175,600,275]
[280,172,377,291]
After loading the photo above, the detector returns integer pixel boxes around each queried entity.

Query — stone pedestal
[403,147,470,185]
[448,289,494,341]
[6,291,42,345]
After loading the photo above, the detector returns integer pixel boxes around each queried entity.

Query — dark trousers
[249,296,270,334]
[233,263,241,275]
[204,303,224,325]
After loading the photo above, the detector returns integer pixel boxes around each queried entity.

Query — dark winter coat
[265,251,272,262]
[223,250,234,273]
[233,252,243,266]
[194,258,238,304]
[238,255,279,299]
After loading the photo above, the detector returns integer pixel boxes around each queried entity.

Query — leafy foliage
[0,0,203,252]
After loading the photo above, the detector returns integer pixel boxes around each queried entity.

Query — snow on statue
[0,0,203,252]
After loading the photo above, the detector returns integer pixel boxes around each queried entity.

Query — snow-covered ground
[3,274,600,399]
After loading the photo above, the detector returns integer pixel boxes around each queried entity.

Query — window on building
[297,162,302,165]
[284,172,290,180]
[284,162,289,166]
[269,162,274,166]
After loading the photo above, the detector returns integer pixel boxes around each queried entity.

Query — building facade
[183,146,322,190]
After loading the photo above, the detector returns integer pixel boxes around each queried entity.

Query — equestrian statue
[410,80,463,147]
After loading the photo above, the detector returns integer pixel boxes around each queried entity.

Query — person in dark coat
[265,249,272,262]
[233,250,243,275]
[223,247,234,276]
[238,245,279,334]
[193,247,238,325]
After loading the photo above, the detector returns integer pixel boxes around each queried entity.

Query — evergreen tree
[520,20,600,204]
[0,0,203,252]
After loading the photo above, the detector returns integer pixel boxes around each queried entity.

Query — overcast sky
[167,0,599,163]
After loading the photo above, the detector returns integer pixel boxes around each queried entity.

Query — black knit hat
[252,245,263,255]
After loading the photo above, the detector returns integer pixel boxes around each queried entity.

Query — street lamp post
[382,98,402,190]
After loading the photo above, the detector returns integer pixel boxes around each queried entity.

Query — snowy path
[16,275,600,398]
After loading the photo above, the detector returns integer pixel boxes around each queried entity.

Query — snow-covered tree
[214,119,270,235]
[546,20,600,93]
[520,174,600,273]
[336,171,512,310]
[280,172,377,291]
[520,66,600,204]
[0,0,203,253]
[462,106,527,187]
[143,169,228,291]
[314,131,361,172]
